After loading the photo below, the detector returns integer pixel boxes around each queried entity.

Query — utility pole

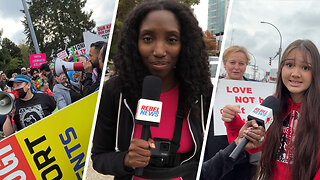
[21,0,40,54]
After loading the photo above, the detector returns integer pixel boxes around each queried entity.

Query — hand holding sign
[124,138,156,169]
[222,105,241,122]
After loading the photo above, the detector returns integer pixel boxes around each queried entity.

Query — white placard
[214,79,276,135]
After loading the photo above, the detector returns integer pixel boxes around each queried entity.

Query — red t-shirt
[133,85,193,180]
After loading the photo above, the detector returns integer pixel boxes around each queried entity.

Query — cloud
[84,0,116,27]
[0,0,23,19]
[221,0,320,79]
[0,17,25,44]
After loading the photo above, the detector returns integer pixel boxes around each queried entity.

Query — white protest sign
[214,79,276,135]
[83,31,108,57]
[97,24,111,39]
[56,50,68,60]
[67,42,86,57]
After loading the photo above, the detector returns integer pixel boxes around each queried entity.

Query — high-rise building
[207,0,230,54]
[207,0,228,35]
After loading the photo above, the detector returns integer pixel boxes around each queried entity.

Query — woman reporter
[91,1,212,179]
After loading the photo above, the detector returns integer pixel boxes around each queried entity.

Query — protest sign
[67,42,86,58]
[56,50,68,60]
[97,24,111,39]
[29,53,47,68]
[0,92,98,180]
[83,31,107,57]
[213,79,276,135]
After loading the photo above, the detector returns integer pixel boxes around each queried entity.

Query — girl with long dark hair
[257,39,320,180]
[91,1,212,179]
[223,39,320,180]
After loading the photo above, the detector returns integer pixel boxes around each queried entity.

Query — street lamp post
[261,21,282,65]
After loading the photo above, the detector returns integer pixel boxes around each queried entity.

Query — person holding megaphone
[82,41,107,96]
[2,74,56,136]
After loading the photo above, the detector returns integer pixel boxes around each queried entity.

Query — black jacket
[201,141,256,180]
[91,77,211,180]
[82,69,102,96]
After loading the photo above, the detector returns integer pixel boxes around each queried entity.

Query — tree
[2,38,22,59]
[203,30,217,56]
[19,43,32,68]
[0,38,24,75]
[109,0,200,59]
[22,0,96,62]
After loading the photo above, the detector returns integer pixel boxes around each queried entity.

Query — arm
[201,141,240,180]
[53,89,67,110]
[3,115,16,136]
[221,105,245,143]
[201,121,264,180]
[47,93,57,112]
[225,114,245,143]
[82,72,100,96]
[91,79,134,176]
[226,114,263,154]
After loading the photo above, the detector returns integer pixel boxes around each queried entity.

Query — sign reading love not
[213,79,276,135]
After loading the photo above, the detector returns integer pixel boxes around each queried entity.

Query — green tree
[0,48,11,71]
[22,0,96,62]
[0,31,14,72]
[5,57,20,76]
[109,0,200,59]
[2,38,22,59]
[19,43,32,68]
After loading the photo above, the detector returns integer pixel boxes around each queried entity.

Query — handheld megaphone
[54,58,84,75]
[0,91,19,115]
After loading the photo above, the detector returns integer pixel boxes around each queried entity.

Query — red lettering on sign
[235,96,255,103]
[0,136,35,179]
[241,107,245,114]
[259,97,264,103]
[226,86,232,93]
[226,86,253,94]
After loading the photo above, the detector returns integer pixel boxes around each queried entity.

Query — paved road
[85,158,114,180]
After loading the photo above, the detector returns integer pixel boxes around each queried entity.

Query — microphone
[229,96,280,160]
[135,75,162,176]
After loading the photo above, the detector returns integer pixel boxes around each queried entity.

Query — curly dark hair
[114,0,212,110]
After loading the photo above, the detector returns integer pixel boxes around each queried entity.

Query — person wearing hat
[2,74,56,136]
[21,67,27,75]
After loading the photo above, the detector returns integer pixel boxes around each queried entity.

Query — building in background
[207,0,230,54]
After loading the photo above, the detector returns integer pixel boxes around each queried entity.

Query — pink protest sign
[29,53,47,68]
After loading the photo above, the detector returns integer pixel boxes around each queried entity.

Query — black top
[14,93,56,130]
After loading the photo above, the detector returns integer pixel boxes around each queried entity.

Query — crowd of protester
[0,41,107,139]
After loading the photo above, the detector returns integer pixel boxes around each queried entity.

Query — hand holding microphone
[130,75,162,176]
[235,120,265,150]
[124,138,155,169]
[229,96,280,160]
